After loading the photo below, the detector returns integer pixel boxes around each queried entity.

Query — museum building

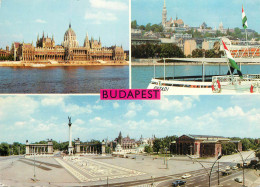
[175,134,242,157]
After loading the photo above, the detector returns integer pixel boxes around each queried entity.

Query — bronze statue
[68,116,72,127]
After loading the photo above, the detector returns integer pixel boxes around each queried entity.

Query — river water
[0,66,129,93]
[131,64,260,88]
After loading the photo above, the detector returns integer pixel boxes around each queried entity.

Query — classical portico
[74,138,105,155]
[25,139,53,155]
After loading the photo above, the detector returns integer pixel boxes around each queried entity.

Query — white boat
[147,58,260,95]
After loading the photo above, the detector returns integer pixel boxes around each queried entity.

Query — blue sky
[0,0,129,50]
[0,95,259,144]
[132,0,260,33]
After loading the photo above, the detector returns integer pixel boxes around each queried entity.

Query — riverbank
[0,61,129,67]
[131,62,259,66]
[132,58,260,66]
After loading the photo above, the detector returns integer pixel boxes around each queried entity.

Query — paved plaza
[0,152,259,186]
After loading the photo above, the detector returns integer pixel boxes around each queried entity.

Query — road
[90,163,246,187]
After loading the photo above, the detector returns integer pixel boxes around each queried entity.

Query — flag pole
[245,28,249,57]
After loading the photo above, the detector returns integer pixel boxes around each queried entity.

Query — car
[182,173,191,179]
[225,166,231,170]
[172,180,186,187]
[232,166,238,170]
[234,177,243,183]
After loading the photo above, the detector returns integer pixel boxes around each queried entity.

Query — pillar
[68,117,73,155]
[102,140,106,155]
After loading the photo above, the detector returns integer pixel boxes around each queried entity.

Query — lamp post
[209,154,222,187]
[186,154,222,187]
[34,148,36,181]
[165,147,168,169]
[236,148,259,187]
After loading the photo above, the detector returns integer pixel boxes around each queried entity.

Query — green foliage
[256,150,260,160]
[0,54,13,61]
[131,20,137,29]
[191,49,224,58]
[132,43,184,58]
[242,139,253,151]
[145,23,152,31]
[0,143,10,156]
[152,136,177,154]
[139,25,145,30]
[222,142,236,155]
[192,49,204,57]
[144,145,153,153]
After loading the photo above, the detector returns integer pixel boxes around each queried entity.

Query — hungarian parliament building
[8,24,125,64]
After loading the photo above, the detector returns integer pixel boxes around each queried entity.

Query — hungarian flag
[242,5,248,29]
[222,40,243,78]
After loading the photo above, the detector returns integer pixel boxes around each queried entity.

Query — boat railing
[212,74,260,85]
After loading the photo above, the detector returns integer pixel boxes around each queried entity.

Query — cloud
[0,96,38,120]
[124,110,136,118]
[93,105,103,110]
[41,97,65,106]
[151,96,198,112]
[14,121,26,127]
[74,119,84,125]
[128,102,142,111]
[35,19,47,24]
[63,104,92,115]
[113,102,119,109]
[85,11,117,23]
[147,110,159,117]
[89,0,128,11]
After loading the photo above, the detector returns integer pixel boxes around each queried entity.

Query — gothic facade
[11,24,125,63]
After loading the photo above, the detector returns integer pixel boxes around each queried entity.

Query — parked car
[232,166,238,170]
[172,180,186,187]
[182,174,191,179]
[234,177,243,183]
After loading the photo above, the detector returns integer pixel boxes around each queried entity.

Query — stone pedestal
[68,146,73,155]
[102,140,106,156]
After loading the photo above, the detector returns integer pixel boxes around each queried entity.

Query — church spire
[69,22,71,28]
[164,0,166,8]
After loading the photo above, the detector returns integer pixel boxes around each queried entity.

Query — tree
[153,139,162,154]
[144,145,153,154]
[0,143,10,156]
[160,44,184,58]
[139,25,145,30]
[192,49,203,58]
[242,139,252,151]
[131,20,137,29]
[145,23,152,31]
[222,142,236,155]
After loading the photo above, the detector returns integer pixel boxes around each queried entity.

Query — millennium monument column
[68,116,73,155]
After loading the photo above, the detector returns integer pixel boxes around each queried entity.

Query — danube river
[132,64,260,88]
[0,66,129,93]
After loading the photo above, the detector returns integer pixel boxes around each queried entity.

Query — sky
[0,95,259,144]
[132,0,260,33]
[0,0,129,50]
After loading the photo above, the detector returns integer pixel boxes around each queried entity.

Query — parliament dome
[64,23,76,37]
[62,23,79,48]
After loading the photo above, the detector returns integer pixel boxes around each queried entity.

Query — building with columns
[175,135,243,157]
[10,23,125,63]
[25,139,53,156]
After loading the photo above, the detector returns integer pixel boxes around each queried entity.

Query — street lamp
[209,154,222,187]
[236,148,259,187]
[186,153,222,187]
